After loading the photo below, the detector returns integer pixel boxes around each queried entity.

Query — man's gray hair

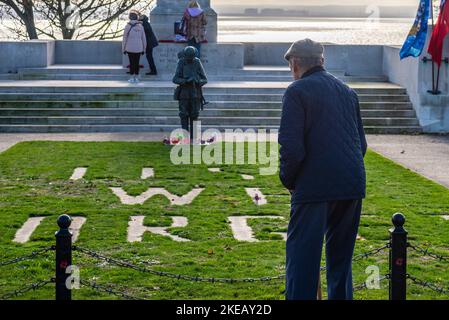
[290,56,324,69]
[285,38,325,69]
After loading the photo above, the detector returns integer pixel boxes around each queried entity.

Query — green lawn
[0,141,448,300]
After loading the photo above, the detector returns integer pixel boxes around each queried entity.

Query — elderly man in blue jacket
[279,39,367,300]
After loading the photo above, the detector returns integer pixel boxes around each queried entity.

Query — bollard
[389,213,407,300]
[55,214,72,301]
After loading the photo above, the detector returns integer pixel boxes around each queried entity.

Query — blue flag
[400,0,431,59]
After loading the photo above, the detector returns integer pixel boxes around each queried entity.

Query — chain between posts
[407,243,449,262]
[79,279,147,300]
[73,244,390,284]
[406,274,449,295]
[0,246,55,267]
[73,245,286,283]
[352,244,390,262]
[0,278,55,300]
[353,274,390,292]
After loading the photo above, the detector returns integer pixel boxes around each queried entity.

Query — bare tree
[0,0,154,40]
[0,0,38,39]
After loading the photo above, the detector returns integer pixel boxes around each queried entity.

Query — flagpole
[430,0,436,93]
[434,0,443,94]
[436,63,441,93]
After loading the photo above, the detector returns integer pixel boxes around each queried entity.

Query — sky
[213,0,418,5]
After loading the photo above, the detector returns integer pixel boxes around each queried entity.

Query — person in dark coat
[140,14,159,75]
[279,38,367,300]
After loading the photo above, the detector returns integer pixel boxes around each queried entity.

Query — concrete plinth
[150,0,217,43]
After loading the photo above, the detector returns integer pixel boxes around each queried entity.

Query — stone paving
[69,167,88,180]
[127,216,190,242]
[367,134,449,188]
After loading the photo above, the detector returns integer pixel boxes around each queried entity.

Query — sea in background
[218,16,414,45]
[0,16,414,45]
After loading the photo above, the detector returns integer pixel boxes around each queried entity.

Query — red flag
[428,0,449,66]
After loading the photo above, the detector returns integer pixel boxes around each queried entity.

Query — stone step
[0,94,407,102]
[0,74,17,80]
[0,86,408,99]
[16,65,321,76]
[17,73,389,83]
[0,108,417,118]
[0,116,420,126]
[0,101,414,110]
[0,79,419,133]
[14,65,298,82]
[0,80,405,95]
[18,73,292,82]
[16,65,389,82]
[0,87,404,96]
[0,108,418,118]
[0,124,423,134]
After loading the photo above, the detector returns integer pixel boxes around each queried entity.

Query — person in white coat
[122,10,147,83]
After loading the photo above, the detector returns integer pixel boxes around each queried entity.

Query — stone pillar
[150,0,217,43]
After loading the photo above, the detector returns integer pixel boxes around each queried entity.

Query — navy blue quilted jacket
[278,66,367,204]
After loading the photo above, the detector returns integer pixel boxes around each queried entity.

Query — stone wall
[244,43,384,76]
[0,40,393,76]
[0,40,54,73]
[55,40,122,64]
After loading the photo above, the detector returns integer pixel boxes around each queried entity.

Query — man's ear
[293,62,299,74]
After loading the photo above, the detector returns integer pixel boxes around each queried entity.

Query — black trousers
[286,199,362,300]
[146,47,157,73]
[179,98,201,139]
[127,52,141,75]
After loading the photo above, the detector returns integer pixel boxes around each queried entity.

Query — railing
[1,213,448,300]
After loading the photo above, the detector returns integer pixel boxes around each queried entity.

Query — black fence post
[389,213,407,300]
[55,214,72,301]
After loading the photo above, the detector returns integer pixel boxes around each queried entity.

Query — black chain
[74,244,389,284]
[0,278,54,300]
[0,246,54,267]
[319,244,390,272]
[352,274,390,292]
[407,274,449,295]
[352,244,390,262]
[79,279,146,300]
[407,243,449,262]
[73,246,285,283]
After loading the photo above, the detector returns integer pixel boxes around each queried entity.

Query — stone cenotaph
[150,0,218,43]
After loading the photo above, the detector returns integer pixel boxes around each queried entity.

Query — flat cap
[284,38,324,61]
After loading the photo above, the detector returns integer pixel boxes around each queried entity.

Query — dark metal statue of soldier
[173,46,208,142]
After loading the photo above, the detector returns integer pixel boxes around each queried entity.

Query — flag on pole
[400,0,431,59]
[428,0,449,66]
